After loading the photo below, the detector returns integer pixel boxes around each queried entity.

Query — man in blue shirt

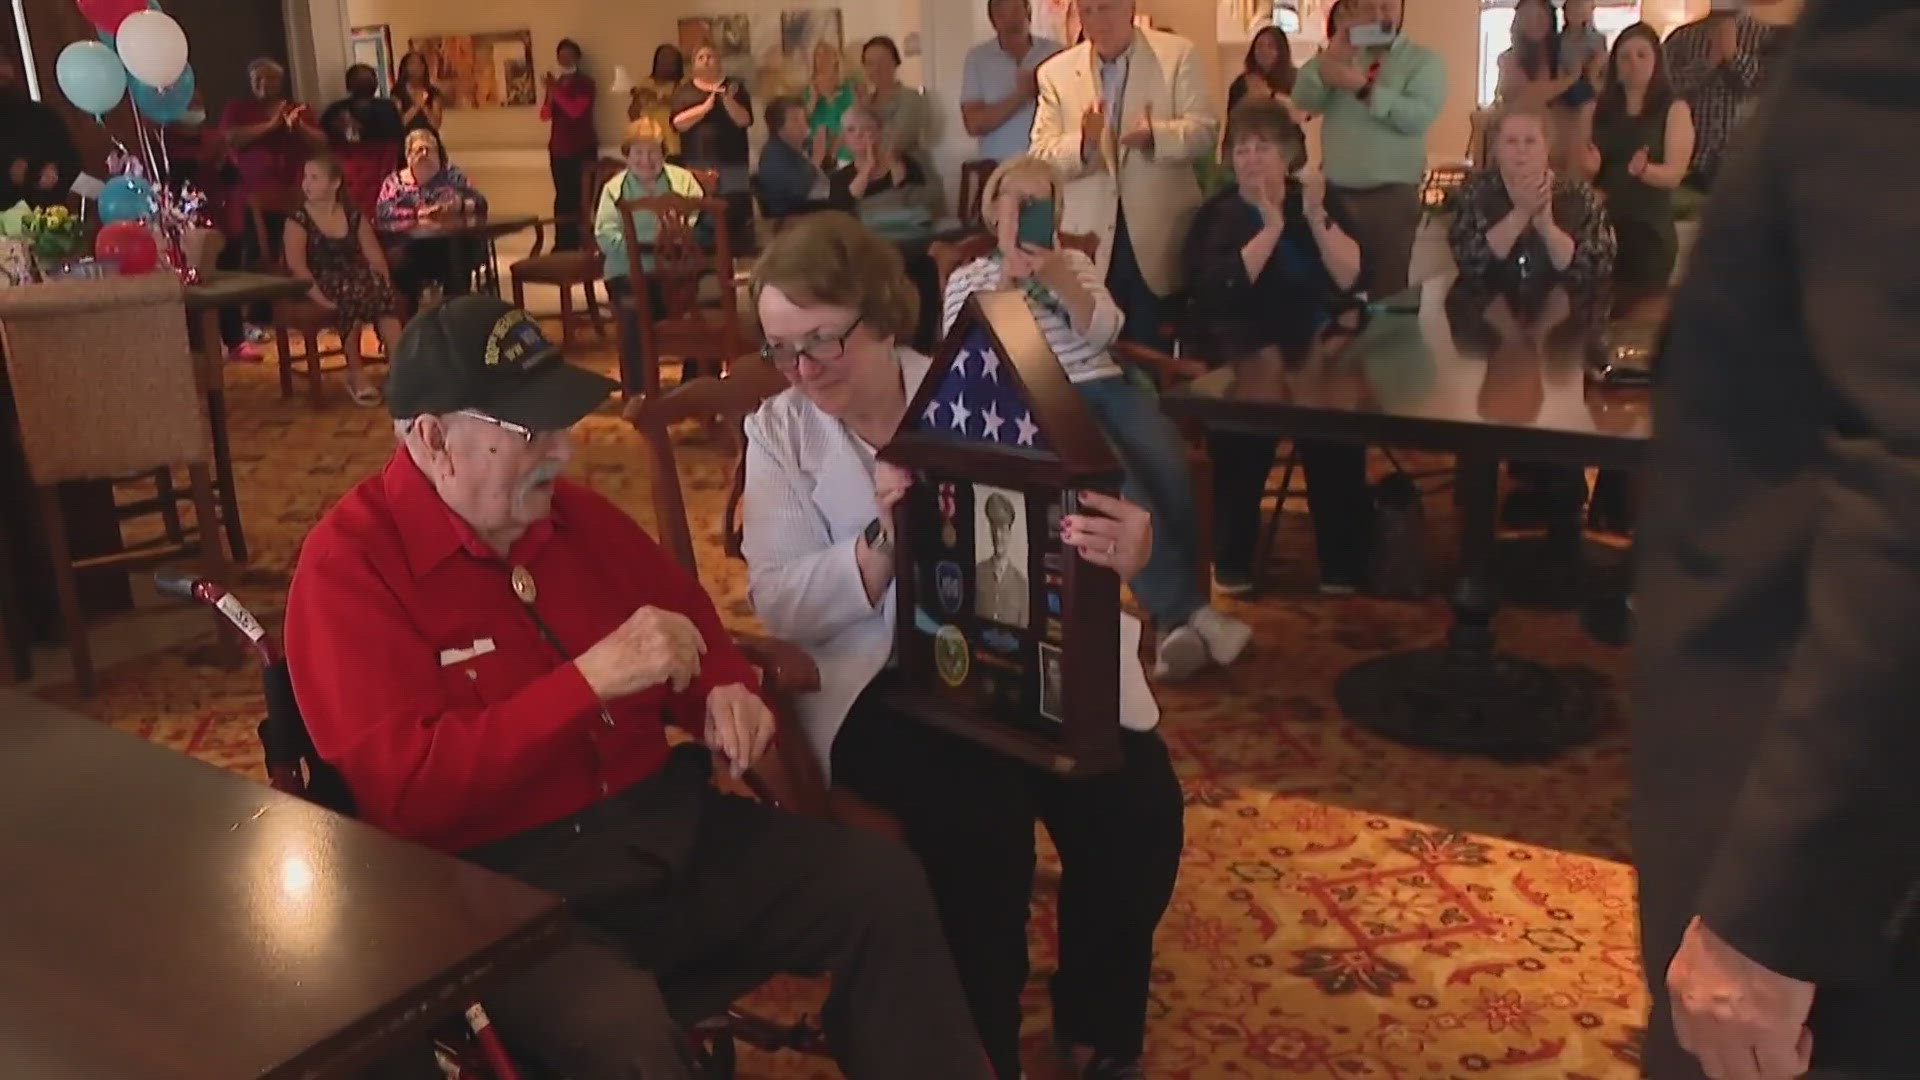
[960,0,1064,160]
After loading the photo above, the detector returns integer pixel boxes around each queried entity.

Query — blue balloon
[131,64,194,123]
[99,175,156,224]
[56,40,128,118]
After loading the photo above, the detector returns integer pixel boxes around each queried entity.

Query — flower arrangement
[20,204,86,263]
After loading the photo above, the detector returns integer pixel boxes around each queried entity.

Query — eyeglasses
[760,316,864,372]
[455,409,538,445]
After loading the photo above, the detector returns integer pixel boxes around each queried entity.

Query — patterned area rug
[36,337,1645,1078]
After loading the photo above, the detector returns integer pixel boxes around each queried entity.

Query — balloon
[115,10,189,89]
[76,0,146,34]
[55,40,127,118]
[96,0,161,47]
[131,64,194,123]
[95,221,160,274]
[98,175,156,223]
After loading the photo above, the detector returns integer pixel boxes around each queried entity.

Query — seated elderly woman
[375,127,489,305]
[755,95,836,219]
[1448,103,1616,288]
[283,294,990,1080]
[741,211,1184,1080]
[828,102,927,211]
[944,155,1250,678]
[1182,99,1374,596]
[595,117,705,392]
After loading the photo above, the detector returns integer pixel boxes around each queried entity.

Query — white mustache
[516,461,565,500]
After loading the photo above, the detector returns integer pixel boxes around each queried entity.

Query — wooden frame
[878,291,1126,775]
[350,25,395,95]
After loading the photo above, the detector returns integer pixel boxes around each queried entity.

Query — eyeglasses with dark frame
[760,316,865,372]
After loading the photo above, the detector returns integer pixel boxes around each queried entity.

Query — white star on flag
[978,349,1001,383]
[1014,410,1039,446]
[980,401,1005,441]
[923,400,942,425]
[948,393,972,433]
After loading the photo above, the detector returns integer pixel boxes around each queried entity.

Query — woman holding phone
[940,156,1254,681]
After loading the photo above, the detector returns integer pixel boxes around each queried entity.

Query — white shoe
[1153,624,1209,681]
[1189,606,1252,667]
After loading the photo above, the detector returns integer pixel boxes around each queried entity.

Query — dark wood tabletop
[1162,273,1659,471]
[378,213,542,242]
[0,715,567,1079]
[184,270,313,310]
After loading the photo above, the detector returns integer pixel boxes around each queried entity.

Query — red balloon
[76,0,147,34]
[95,221,160,274]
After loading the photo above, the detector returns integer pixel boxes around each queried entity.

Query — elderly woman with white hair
[741,211,1184,1080]
[375,128,488,305]
[218,57,327,351]
[942,155,1252,681]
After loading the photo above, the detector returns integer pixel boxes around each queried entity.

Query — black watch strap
[863,516,891,552]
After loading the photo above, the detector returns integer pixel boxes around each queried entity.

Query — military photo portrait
[973,484,1029,628]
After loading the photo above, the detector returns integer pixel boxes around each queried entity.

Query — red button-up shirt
[285,449,760,853]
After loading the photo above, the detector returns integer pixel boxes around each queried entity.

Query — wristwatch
[862,516,892,555]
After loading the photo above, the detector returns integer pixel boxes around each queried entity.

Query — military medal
[938,482,958,549]
[511,566,537,605]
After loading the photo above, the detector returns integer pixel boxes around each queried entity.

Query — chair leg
[37,486,92,696]
[152,466,185,543]
[1188,448,1213,586]
[511,275,527,313]
[186,463,240,668]
[304,329,325,406]
[584,281,605,338]
[1252,447,1299,591]
[275,317,295,398]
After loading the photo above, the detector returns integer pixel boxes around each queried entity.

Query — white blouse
[740,348,1160,775]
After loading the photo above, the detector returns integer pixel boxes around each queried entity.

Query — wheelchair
[154,570,831,1080]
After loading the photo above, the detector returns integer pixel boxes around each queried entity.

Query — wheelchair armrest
[732,632,821,694]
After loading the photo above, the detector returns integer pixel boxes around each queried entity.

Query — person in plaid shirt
[1664,7,1786,190]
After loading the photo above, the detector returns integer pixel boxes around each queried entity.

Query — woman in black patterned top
[1448,104,1615,289]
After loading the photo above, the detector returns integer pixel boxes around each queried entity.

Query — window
[1477,0,1644,106]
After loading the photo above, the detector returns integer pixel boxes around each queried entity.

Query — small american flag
[914,325,1050,451]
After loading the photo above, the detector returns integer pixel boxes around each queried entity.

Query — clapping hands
[1118,102,1154,153]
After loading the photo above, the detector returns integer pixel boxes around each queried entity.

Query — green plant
[21,205,83,262]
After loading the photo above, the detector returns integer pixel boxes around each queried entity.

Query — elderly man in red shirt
[285,295,987,1080]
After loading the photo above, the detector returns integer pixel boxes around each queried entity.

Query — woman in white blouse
[740,212,1183,1080]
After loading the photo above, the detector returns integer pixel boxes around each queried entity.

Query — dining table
[1162,272,1660,759]
[0,712,568,1078]
[379,213,541,300]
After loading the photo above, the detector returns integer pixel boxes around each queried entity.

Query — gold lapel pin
[511,566,537,605]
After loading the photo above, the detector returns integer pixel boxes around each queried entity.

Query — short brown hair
[623,117,669,152]
[1224,99,1306,168]
[750,212,919,340]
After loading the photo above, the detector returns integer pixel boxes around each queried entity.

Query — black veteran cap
[387,296,617,430]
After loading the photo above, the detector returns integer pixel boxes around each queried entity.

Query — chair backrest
[570,157,628,253]
[687,166,722,196]
[957,158,997,228]
[616,193,738,322]
[258,660,358,814]
[622,353,791,580]
[0,274,212,485]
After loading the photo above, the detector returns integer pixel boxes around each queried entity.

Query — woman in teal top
[596,117,705,390]
[802,42,858,166]
[1580,23,1694,291]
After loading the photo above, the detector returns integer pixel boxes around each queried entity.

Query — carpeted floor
[35,333,1645,1078]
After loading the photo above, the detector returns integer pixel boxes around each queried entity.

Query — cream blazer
[1029,27,1220,298]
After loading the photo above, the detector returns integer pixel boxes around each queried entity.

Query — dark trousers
[468,747,987,1080]
[390,236,476,305]
[606,274,695,395]
[1104,205,1168,351]
[831,684,1185,1079]
[1210,432,1374,585]
[551,151,591,250]
[1325,182,1422,298]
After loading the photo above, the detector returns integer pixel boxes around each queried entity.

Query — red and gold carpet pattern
[37,340,1646,1078]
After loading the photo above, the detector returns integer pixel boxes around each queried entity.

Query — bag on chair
[1367,471,1427,599]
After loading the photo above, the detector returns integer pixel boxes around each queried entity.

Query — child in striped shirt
[939,156,1252,681]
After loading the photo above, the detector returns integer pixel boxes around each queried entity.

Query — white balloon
[115,10,189,89]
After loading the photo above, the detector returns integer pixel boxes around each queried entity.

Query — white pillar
[283,0,352,106]
[10,0,43,100]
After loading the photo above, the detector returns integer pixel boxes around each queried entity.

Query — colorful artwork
[765,8,844,96]
[676,15,754,81]
[349,24,394,95]
[407,30,537,110]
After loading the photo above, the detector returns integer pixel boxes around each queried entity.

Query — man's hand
[574,605,708,701]
[704,682,774,779]
[1118,102,1154,153]
[1080,100,1106,157]
[1668,917,1815,1080]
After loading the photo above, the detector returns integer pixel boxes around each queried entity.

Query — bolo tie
[511,565,617,730]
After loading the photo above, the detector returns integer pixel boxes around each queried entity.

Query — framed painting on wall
[677,16,755,81]
[760,8,843,98]
[408,30,538,110]
[350,24,394,94]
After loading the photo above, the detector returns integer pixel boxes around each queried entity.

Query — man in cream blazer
[1028,0,1218,348]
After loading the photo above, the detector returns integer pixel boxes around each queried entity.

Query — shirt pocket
[435,632,545,709]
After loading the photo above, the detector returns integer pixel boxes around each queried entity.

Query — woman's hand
[873,460,911,532]
[1627,147,1650,179]
[306,286,337,310]
[1255,175,1287,229]
[1531,171,1557,228]
[1022,243,1076,295]
[999,244,1036,285]
[1063,490,1151,580]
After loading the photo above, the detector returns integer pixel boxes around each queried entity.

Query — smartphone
[1015,199,1056,250]
[1348,22,1397,48]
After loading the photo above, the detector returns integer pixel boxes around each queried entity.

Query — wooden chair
[624,356,901,836]
[509,156,627,347]
[614,192,754,399]
[957,158,998,229]
[0,275,232,694]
